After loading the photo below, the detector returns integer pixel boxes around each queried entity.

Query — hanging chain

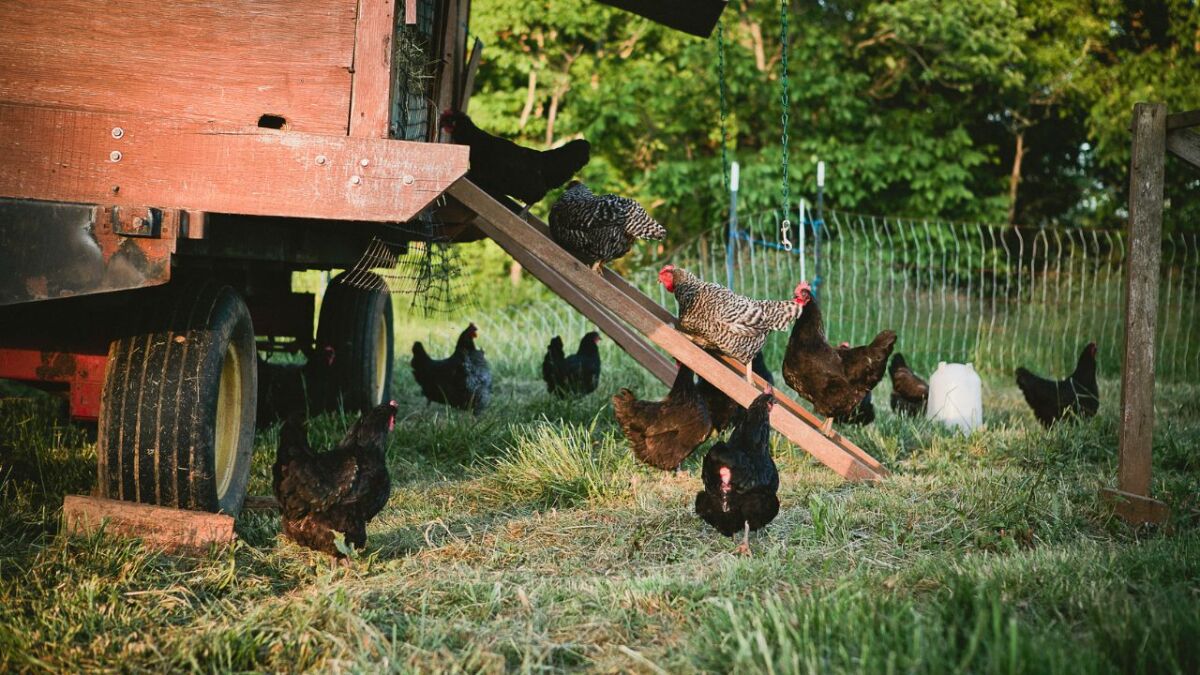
[717,21,731,197]
[778,0,793,250]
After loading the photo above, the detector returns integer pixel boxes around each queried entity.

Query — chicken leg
[745,359,754,383]
[819,417,834,435]
[735,521,751,556]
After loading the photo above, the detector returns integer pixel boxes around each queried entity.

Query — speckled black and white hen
[548,181,666,272]
[658,265,807,381]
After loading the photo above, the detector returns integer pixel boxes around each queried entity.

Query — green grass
[1,299,1198,673]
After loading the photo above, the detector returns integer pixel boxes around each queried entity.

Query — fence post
[726,161,739,289]
[1102,102,1169,525]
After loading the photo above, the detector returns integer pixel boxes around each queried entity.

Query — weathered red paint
[0,348,107,420]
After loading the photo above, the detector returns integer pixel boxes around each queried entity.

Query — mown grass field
[1,299,1198,673]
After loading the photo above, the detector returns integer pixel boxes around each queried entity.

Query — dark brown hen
[613,364,712,471]
[888,353,928,417]
[1015,342,1099,427]
[272,402,396,557]
[441,110,590,208]
[694,391,779,556]
[782,285,896,432]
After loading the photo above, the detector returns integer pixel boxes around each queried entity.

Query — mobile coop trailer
[0,0,730,517]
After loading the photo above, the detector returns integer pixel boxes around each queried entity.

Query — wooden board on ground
[448,179,886,482]
[62,495,235,553]
[1100,488,1169,526]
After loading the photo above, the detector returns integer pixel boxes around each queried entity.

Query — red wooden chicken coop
[0,0,891,528]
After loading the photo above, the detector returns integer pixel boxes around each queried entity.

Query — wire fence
[627,207,1199,382]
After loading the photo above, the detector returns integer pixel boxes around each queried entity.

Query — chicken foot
[735,521,752,556]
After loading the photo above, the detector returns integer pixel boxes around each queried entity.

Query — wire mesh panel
[635,209,1199,383]
[336,217,469,317]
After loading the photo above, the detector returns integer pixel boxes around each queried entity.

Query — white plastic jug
[926,362,983,433]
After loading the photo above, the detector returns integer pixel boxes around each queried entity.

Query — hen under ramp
[446,179,887,482]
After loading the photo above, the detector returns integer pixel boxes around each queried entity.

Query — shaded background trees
[468,0,1199,237]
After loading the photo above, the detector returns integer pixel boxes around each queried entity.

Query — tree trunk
[1007,131,1026,225]
[518,69,538,130]
[509,260,523,286]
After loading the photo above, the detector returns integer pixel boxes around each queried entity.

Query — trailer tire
[97,281,257,515]
[316,272,394,413]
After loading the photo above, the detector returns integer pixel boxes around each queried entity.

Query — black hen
[542,332,602,397]
[694,391,779,555]
[548,181,666,272]
[411,323,492,414]
[256,345,337,427]
[612,364,712,471]
[1015,342,1100,427]
[272,402,396,557]
[440,110,590,208]
[888,353,928,417]
[697,351,774,432]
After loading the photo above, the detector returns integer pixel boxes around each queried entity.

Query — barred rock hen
[613,363,712,471]
[441,111,589,210]
[542,332,602,397]
[411,323,492,414]
[694,391,779,556]
[658,265,806,381]
[273,402,396,558]
[1015,342,1099,427]
[782,285,896,433]
[697,351,774,432]
[889,353,928,417]
[549,181,666,272]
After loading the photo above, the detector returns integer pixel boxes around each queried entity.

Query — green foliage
[468,0,1200,234]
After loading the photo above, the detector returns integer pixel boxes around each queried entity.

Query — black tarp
[596,0,728,38]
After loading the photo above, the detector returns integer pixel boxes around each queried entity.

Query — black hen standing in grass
[888,353,928,417]
[272,402,396,558]
[696,351,774,433]
[440,110,589,210]
[411,323,492,414]
[695,390,779,556]
[549,181,666,272]
[613,363,712,471]
[1015,342,1100,427]
[542,332,602,397]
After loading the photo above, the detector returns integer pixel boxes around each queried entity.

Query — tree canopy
[468,0,1200,235]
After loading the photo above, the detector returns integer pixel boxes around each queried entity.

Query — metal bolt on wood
[360,158,369,167]
[315,154,327,165]
[109,150,121,162]
[402,174,414,185]
[350,175,361,185]
[111,127,124,139]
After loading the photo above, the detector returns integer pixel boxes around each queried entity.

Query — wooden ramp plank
[449,180,885,482]
[466,189,886,477]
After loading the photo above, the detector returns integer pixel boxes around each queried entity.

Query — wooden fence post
[1102,102,1169,525]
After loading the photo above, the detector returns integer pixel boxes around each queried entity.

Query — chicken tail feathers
[622,201,666,241]
[540,139,591,189]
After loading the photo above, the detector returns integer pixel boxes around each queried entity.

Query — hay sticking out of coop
[391,19,435,141]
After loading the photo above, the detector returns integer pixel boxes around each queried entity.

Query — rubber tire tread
[97,281,257,515]
[316,272,394,413]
